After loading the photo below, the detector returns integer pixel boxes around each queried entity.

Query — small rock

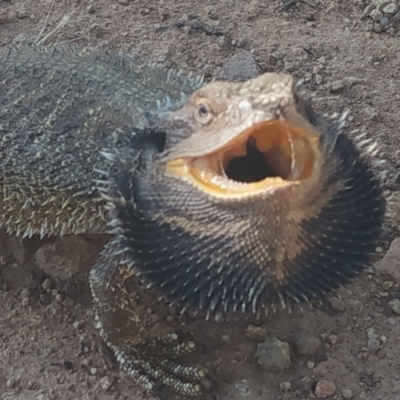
[377,238,400,284]
[100,376,113,391]
[279,381,292,391]
[370,9,383,20]
[342,388,353,399]
[257,337,291,371]
[328,297,346,311]
[221,334,230,343]
[219,52,259,82]
[315,74,323,84]
[367,338,380,353]
[382,280,394,290]
[307,361,315,369]
[284,61,295,72]
[6,377,16,388]
[62,297,74,308]
[41,278,52,290]
[90,367,97,375]
[234,379,251,397]
[216,35,227,47]
[315,380,337,398]
[331,80,344,92]
[291,331,321,356]
[362,4,375,18]
[17,10,28,19]
[389,298,400,314]
[382,3,398,14]
[214,312,224,323]
[380,16,390,26]
[246,324,267,342]
[373,23,384,33]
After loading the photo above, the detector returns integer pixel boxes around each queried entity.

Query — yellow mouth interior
[167,120,319,198]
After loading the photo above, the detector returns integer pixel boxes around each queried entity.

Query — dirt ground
[1,0,400,399]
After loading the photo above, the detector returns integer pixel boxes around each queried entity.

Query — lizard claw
[109,334,212,398]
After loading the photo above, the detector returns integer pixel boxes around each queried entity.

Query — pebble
[377,239,400,284]
[370,9,383,20]
[373,23,384,33]
[389,298,400,314]
[367,338,380,353]
[234,379,251,397]
[291,331,321,356]
[221,334,230,343]
[328,297,346,312]
[17,10,28,19]
[330,80,344,92]
[307,361,315,369]
[342,388,353,399]
[257,337,291,371]
[219,52,259,82]
[383,3,398,14]
[6,377,16,388]
[41,278,52,290]
[246,325,267,342]
[279,381,292,391]
[315,380,337,398]
[382,280,394,290]
[62,297,74,308]
[284,61,295,72]
[100,376,113,391]
[315,74,323,84]
[214,312,224,323]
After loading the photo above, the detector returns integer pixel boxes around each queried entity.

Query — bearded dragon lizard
[0,45,384,399]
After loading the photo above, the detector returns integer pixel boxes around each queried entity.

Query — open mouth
[167,120,319,198]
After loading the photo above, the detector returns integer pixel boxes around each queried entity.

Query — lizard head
[103,73,385,315]
[161,73,321,199]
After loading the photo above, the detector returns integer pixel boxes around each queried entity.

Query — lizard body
[0,45,385,398]
[0,45,202,237]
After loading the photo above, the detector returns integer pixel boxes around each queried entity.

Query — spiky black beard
[102,126,385,316]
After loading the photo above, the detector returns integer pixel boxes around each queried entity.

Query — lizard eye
[195,101,213,124]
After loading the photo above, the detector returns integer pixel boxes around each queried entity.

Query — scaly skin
[0,45,202,237]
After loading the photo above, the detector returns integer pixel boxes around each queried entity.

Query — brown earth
[1,1,400,400]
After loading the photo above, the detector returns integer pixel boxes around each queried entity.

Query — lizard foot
[109,334,214,398]
[90,239,213,398]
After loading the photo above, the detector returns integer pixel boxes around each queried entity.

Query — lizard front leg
[89,238,211,399]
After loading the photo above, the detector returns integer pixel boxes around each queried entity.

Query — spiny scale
[0,44,203,238]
